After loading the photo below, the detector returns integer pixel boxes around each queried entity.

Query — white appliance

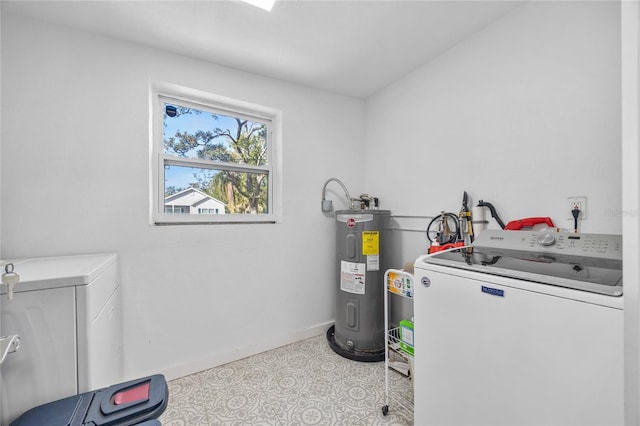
[0,253,123,425]
[414,230,623,426]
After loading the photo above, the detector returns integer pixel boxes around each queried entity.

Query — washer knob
[537,233,556,246]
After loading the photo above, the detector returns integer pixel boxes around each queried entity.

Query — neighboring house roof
[164,187,226,211]
[193,197,218,208]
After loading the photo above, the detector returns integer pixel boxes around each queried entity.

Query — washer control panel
[474,230,622,261]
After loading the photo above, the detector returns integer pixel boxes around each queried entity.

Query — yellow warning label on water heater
[362,231,380,255]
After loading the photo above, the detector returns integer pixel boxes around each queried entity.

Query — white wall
[0,0,2,261]
[365,1,622,264]
[366,0,637,422]
[0,4,4,424]
[0,0,628,393]
[622,1,640,423]
[0,14,365,379]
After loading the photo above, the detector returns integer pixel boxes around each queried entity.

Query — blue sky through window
[163,104,237,191]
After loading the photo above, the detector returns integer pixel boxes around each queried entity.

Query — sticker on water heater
[340,261,366,295]
[361,231,380,255]
[366,255,379,271]
[421,276,431,288]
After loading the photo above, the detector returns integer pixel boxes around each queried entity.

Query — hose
[477,200,506,229]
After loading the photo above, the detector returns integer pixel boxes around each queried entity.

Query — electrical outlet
[567,196,587,220]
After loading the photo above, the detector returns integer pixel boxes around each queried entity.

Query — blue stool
[10,375,168,426]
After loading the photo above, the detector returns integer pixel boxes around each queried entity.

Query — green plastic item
[399,320,414,356]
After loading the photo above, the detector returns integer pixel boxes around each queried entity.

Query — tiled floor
[160,334,414,425]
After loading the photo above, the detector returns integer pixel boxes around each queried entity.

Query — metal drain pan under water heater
[327,209,391,362]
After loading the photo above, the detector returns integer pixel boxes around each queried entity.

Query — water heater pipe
[321,178,354,212]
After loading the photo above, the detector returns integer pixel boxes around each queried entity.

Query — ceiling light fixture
[240,0,276,12]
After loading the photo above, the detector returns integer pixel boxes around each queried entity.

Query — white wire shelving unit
[382,269,414,420]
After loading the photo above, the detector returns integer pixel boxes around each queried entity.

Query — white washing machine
[0,253,123,425]
[413,230,623,426]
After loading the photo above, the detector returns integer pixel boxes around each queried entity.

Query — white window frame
[150,82,282,225]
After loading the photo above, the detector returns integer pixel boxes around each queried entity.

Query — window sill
[154,214,280,225]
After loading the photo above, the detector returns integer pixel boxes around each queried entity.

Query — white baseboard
[159,321,334,382]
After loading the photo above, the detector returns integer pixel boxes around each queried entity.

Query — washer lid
[421,247,622,296]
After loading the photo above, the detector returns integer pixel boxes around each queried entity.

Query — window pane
[164,164,268,214]
[163,103,268,166]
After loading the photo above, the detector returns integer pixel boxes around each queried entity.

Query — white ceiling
[2,0,523,98]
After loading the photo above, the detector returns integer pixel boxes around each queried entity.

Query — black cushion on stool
[10,375,168,426]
